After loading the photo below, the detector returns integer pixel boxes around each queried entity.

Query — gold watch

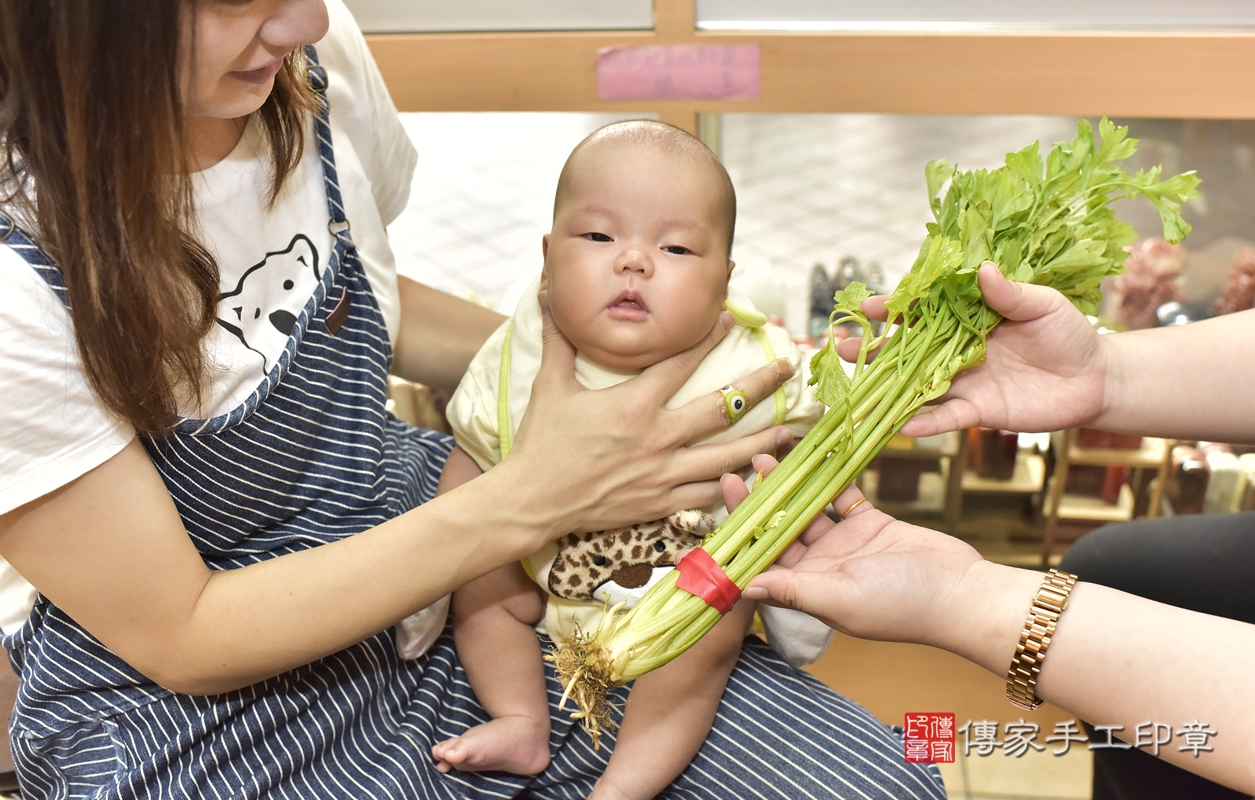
[1006,568,1078,710]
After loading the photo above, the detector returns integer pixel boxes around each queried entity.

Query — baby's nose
[615,249,653,275]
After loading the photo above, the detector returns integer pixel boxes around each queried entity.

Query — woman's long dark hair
[0,0,318,434]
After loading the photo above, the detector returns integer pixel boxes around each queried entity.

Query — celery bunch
[550,119,1200,742]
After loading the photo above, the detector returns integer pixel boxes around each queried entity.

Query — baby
[418,121,828,799]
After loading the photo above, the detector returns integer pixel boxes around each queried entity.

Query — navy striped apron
[0,48,945,800]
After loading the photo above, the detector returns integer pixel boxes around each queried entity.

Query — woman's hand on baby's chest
[505,297,793,539]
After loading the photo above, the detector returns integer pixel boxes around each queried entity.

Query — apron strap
[0,213,70,309]
[302,46,352,243]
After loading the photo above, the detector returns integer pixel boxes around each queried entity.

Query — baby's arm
[435,445,486,497]
[591,598,758,800]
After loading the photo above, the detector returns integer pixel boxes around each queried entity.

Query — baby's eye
[584,232,612,242]
[662,245,692,255]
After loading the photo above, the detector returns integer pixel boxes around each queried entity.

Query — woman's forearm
[1094,309,1255,443]
[391,277,505,390]
[938,561,1255,792]
[189,469,538,688]
[0,441,555,696]
[4,306,789,696]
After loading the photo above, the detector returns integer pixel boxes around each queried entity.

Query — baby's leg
[432,561,551,775]
[590,599,758,800]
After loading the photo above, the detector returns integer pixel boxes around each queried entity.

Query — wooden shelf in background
[1049,479,1136,523]
[876,430,962,460]
[366,28,1255,121]
[1042,429,1174,564]
[961,452,1046,494]
[860,465,950,516]
[1067,436,1170,469]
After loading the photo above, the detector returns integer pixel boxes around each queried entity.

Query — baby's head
[542,120,736,372]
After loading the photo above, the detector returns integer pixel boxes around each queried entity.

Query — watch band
[1006,568,1078,710]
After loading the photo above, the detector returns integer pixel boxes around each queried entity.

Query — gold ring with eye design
[720,385,749,423]
[840,497,867,518]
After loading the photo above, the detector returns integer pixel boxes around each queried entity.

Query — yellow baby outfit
[444,279,834,666]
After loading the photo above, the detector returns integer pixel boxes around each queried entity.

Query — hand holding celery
[548,118,1200,740]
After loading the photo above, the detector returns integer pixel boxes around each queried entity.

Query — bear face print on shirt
[190,227,333,421]
[216,233,320,373]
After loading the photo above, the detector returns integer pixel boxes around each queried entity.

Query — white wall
[390,112,652,314]
[344,0,1255,35]
[343,0,652,33]
[698,0,1255,30]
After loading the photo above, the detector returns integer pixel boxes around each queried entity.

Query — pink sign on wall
[597,45,760,101]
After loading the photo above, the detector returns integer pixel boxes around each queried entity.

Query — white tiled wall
[344,0,652,33]
[391,113,649,315]
[391,112,1077,334]
[720,114,1079,333]
[698,0,1255,31]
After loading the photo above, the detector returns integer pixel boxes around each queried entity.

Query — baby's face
[543,145,733,373]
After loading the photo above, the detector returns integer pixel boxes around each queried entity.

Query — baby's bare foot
[431,715,551,775]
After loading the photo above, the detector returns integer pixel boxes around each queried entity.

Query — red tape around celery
[674,548,741,614]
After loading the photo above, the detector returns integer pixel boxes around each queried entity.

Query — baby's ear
[725,259,736,290]
[541,233,550,258]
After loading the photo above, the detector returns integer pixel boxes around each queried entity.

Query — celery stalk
[547,118,1201,746]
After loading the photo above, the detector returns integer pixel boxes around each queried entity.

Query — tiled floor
[808,631,1094,800]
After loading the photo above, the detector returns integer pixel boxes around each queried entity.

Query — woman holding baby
[6,1,1245,797]
[0,0,942,797]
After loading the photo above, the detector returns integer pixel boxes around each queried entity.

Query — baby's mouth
[610,290,649,312]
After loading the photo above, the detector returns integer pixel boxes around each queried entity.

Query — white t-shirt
[0,0,416,634]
